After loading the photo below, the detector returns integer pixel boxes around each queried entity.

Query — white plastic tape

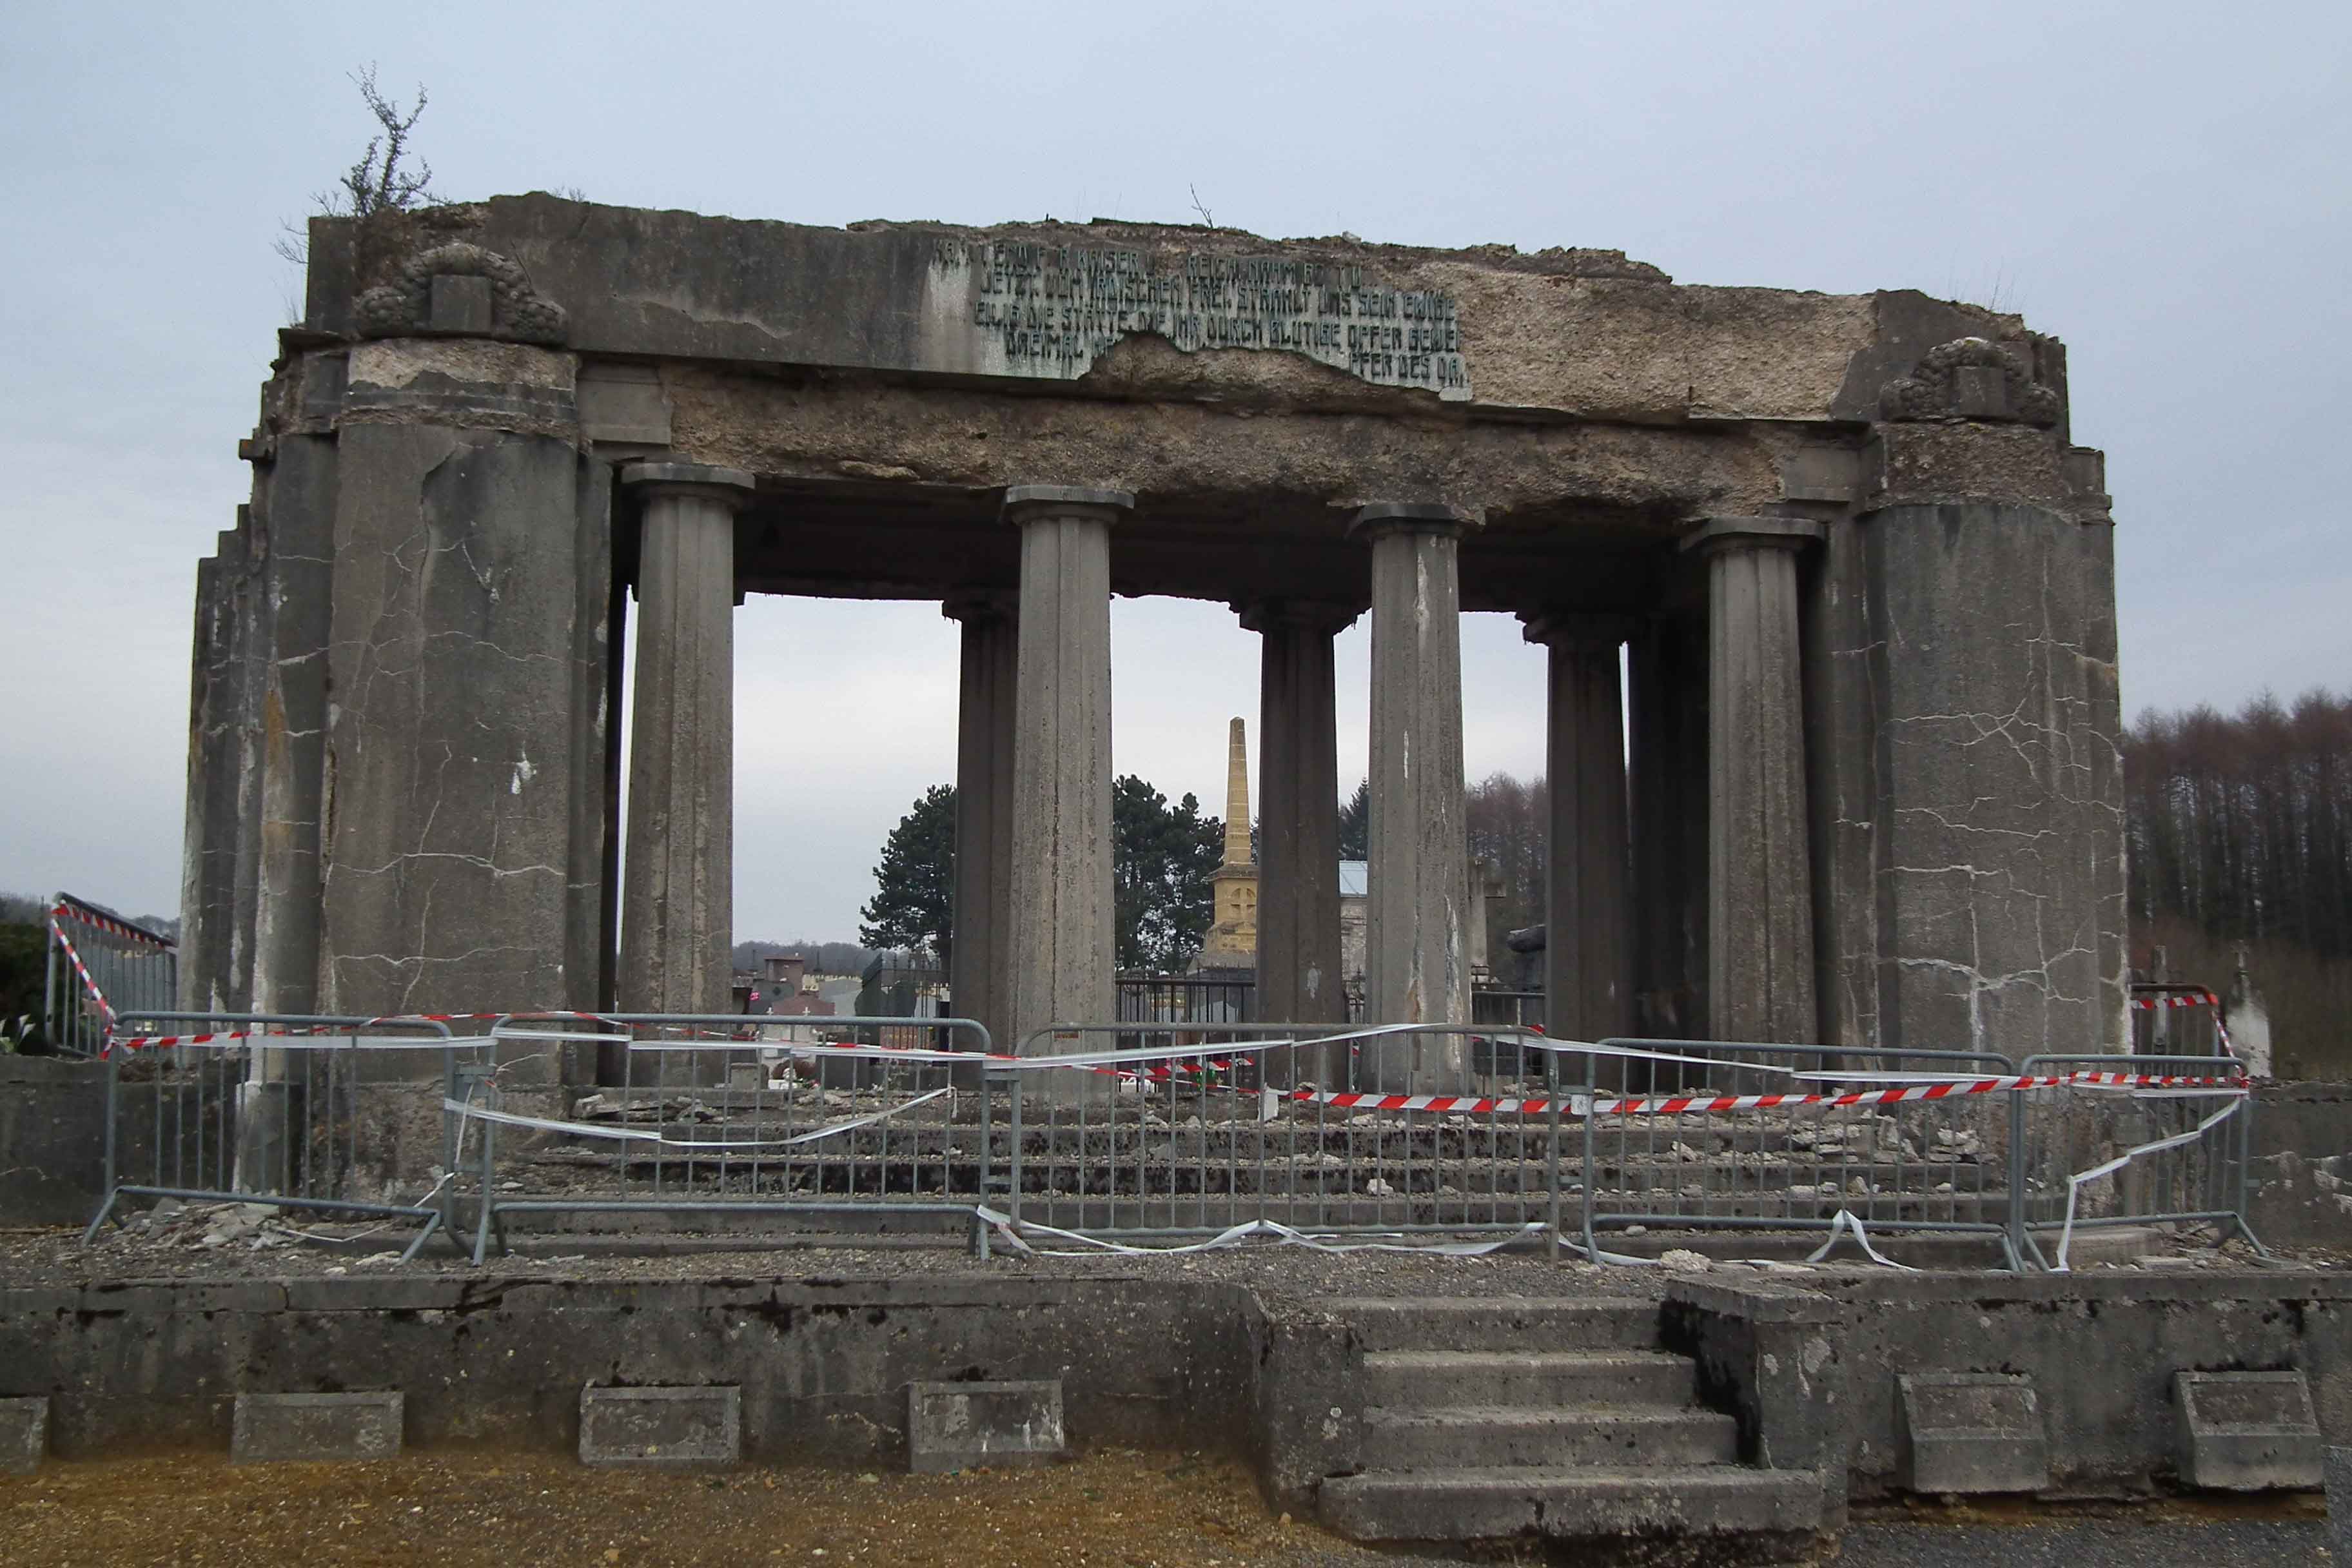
[1802,1209,1918,1271]
[443,1085,950,1150]
[2051,1092,2246,1272]
[971,1206,1549,1257]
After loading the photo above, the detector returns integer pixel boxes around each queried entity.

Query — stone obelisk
[1197,718,1259,968]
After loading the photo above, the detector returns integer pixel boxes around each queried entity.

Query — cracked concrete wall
[178,520,264,1014]
[1855,502,2126,1060]
[314,342,602,1017]
[248,434,336,1015]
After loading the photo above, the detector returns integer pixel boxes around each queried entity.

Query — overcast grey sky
[4,1,2346,939]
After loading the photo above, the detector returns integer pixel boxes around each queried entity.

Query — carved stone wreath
[1879,337,2061,426]
[354,242,568,346]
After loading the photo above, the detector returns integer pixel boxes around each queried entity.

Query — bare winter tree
[273,66,439,268]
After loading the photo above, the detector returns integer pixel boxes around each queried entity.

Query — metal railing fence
[452,1014,999,1264]
[995,1021,1569,1250]
[2008,1051,2258,1271]
[2128,984,2228,1057]
[68,1011,2266,1271]
[42,894,177,1057]
[1471,990,1547,1032]
[1573,1039,2025,1269]
[81,1012,475,1261]
[1115,974,1255,1037]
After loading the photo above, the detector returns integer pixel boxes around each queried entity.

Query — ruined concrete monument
[182,195,2126,1075]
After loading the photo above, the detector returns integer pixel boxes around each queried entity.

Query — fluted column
[1003,485,1129,1104]
[1242,600,1358,1079]
[943,589,1018,1064]
[1352,503,1475,1089]
[618,462,751,1015]
[1681,516,1823,1043]
[1520,612,1636,1045]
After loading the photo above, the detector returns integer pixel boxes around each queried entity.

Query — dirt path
[1,1450,1423,1568]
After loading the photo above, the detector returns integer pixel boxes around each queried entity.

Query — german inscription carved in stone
[932,239,1471,400]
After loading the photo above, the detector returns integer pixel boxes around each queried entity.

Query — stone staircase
[1317,1298,1830,1552]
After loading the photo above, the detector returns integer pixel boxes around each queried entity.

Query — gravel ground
[7,1453,2331,1567]
[2,1449,1400,1568]
[1837,1518,2329,1565]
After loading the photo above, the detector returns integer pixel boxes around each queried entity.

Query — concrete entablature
[184,195,2127,1083]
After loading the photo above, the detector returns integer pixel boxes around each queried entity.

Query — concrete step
[1326,1296,1660,1351]
[1361,1404,1739,1469]
[1362,1348,1695,1407]
[1320,1465,1829,1543]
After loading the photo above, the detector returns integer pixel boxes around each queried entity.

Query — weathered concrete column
[1003,485,1129,1104]
[1352,504,1475,1088]
[1627,616,1710,1043]
[1681,516,1824,1044]
[1520,612,1636,1046]
[618,462,752,1015]
[943,590,1019,1066]
[1241,600,1358,1079]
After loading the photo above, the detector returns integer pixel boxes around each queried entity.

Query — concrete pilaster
[1353,504,1475,1088]
[1857,501,2126,1059]
[179,521,265,1014]
[1681,517,1824,1044]
[249,435,337,1017]
[943,590,1019,1064]
[1003,485,1129,1102]
[315,340,597,1019]
[618,463,752,1016]
[1521,612,1636,1046]
[1242,600,1358,1077]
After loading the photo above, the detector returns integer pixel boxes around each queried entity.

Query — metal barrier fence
[2128,983,2228,1056]
[74,1011,2265,1271]
[82,1012,475,1261]
[1471,989,1547,1032]
[2008,1051,2257,1271]
[43,893,177,1057]
[453,1014,997,1264]
[1574,1038,2027,1269]
[996,1021,1571,1250]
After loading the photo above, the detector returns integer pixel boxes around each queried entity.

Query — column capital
[1348,501,1479,541]
[621,462,756,508]
[1519,610,1643,651]
[1235,598,1362,636]
[1678,514,1825,558]
[941,587,1019,625]
[1002,484,1134,524]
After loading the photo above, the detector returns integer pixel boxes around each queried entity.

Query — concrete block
[1777,446,1858,503]
[906,1380,1065,1473]
[1952,364,2010,418]
[576,362,673,445]
[1896,1373,2048,1494]
[231,1391,403,1463]
[429,273,495,335]
[579,1386,741,1469]
[2175,1371,2322,1490]
[1,1396,50,1475]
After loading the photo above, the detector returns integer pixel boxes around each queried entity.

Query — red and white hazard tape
[45,918,115,1026]
[2130,990,2220,1011]
[50,898,173,948]
[1302,1064,2244,1119]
